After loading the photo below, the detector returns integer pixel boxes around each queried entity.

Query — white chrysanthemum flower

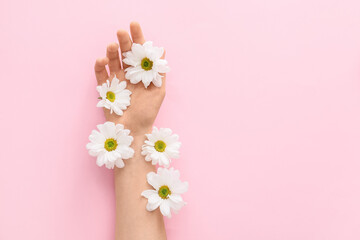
[141,167,188,218]
[122,41,170,88]
[86,122,134,169]
[141,127,181,167]
[96,75,131,115]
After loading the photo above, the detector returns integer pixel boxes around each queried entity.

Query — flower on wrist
[86,122,134,169]
[96,75,131,116]
[122,41,170,88]
[141,127,181,167]
[141,167,188,218]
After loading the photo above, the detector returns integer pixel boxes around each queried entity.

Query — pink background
[1,0,360,239]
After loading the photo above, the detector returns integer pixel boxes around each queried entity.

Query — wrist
[104,113,153,136]
[119,120,152,137]
[113,125,156,175]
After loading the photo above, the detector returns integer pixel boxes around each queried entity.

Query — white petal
[143,71,154,85]
[146,200,162,211]
[105,161,115,169]
[143,41,153,48]
[125,66,143,76]
[89,130,106,144]
[97,122,116,138]
[87,144,104,156]
[117,146,134,159]
[123,52,140,66]
[141,189,157,198]
[169,199,186,212]
[115,159,125,168]
[148,192,161,204]
[96,100,105,108]
[144,154,152,162]
[145,192,162,211]
[96,154,106,167]
[150,152,160,164]
[152,77,162,87]
[131,43,146,59]
[165,146,180,159]
[160,201,172,218]
[147,172,162,189]
[172,181,189,194]
[112,105,123,116]
[169,194,183,203]
[110,76,120,88]
[159,128,172,137]
[116,134,133,146]
[155,59,170,73]
[149,47,164,60]
[158,167,174,182]
[115,123,124,132]
[105,151,119,163]
[158,154,170,167]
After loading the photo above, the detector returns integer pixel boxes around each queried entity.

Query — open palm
[94,22,166,135]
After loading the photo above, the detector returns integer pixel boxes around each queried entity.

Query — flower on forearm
[141,127,181,167]
[141,167,188,218]
[86,122,134,169]
[122,41,170,88]
[96,75,131,115]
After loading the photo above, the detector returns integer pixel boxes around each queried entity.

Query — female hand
[94,22,166,135]
[93,22,168,240]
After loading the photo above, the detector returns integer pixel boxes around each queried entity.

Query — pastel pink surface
[1,0,360,239]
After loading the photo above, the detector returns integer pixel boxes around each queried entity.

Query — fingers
[94,57,109,85]
[116,22,145,70]
[117,29,132,69]
[106,43,121,73]
[130,22,145,44]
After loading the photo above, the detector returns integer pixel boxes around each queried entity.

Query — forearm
[92,21,169,240]
[114,129,166,240]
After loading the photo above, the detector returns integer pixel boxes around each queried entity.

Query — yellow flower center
[158,185,171,199]
[106,91,116,102]
[154,140,166,152]
[141,57,153,71]
[104,138,118,151]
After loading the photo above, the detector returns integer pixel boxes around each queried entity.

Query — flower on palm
[122,41,170,88]
[96,75,131,116]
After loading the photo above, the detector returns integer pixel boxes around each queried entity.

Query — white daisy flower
[141,167,188,218]
[96,75,132,116]
[122,41,170,88]
[141,127,181,167]
[86,122,134,169]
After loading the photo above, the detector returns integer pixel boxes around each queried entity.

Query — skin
[94,22,167,240]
